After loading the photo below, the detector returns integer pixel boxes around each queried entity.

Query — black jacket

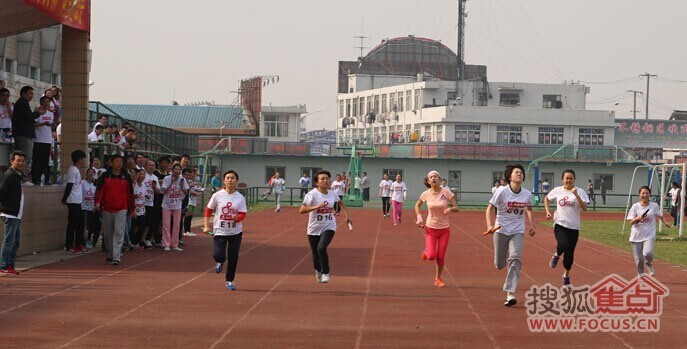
[12,97,38,138]
[0,167,24,217]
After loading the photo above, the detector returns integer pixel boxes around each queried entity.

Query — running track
[0,209,685,348]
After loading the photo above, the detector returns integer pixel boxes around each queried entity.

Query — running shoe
[434,278,446,288]
[320,274,330,283]
[7,267,19,275]
[504,294,517,307]
[179,240,185,246]
[647,265,656,277]
[163,247,171,252]
[106,258,113,264]
[144,240,153,249]
[85,239,94,249]
[549,254,559,268]
[79,245,88,252]
[421,251,428,261]
[563,276,571,288]
[0,268,11,274]
[226,281,236,291]
[638,272,647,278]
[172,247,183,252]
[315,270,323,282]
[184,231,197,237]
[215,262,223,273]
[67,247,80,254]
[112,260,120,266]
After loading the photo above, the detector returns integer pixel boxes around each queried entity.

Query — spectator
[362,172,370,201]
[150,156,172,246]
[587,179,595,205]
[88,124,105,159]
[178,168,195,243]
[183,168,200,237]
[142,159,159,248]
[160,164,189,251]
[0,88,13,143]
[62,150,87,253]
[600,177,607,205]
[124,155,137,175]
[180,154,192,169]
[299,173,310,199]
[211,170,222,193]
[92,114,108,133]
[82,168,100,249]
[0,151,26,275]
[12,86,43,178]
[135,154,146,170]
[130,169,147,249]
[91,156,106,180]
[94,154,135,266]
[32,96,54,185]
[354,174,362,197]
[50,86,61,124]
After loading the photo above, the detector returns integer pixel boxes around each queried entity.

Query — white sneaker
[183,232,197,237]
[647,265,655,276]
[315,271,323,282]
[163,247,171,252]
[504,293,517,307]
[23,182,34,187]
[320,274,330,283]
[172,247,183,252]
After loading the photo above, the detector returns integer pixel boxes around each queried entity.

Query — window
[447,170,461,192]
[265,166,286,183]
[366,96,372,116]
[352,97,358,117]
[4,59,12,73]
[346,99,351,117]
[30,66,38,80]
[414,89,421,109]
[436,125,443,142]
[398,92,404,112]
[538,127,564,145]
[374,95,380,113]
[390,92,397,112]
[301,167,322,184]
[383,169,403,179]
[492,171,505,185]
[264,114,289,137]
[499,93,520,106]
[579,128,604,146]
[406,91,412,111]
[359,97,365,117]
[455,124,481,143]
[50,73,59,85]
[382,94,388,113]
[540,172,554,192]
[339,100,344,118]
[543,94,562,109]
[497,126,522,144]
[424,125,431,142]
[593,174,614,191]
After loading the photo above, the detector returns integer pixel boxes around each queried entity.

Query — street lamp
[215,120,229,171]
[299,109,323,141]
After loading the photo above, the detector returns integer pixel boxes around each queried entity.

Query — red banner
[25,0,91,31]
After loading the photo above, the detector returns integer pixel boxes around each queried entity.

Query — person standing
[627,186,670,277]
[130,169,148,249]
[354,174,362,197]
[0,88,13,143]
[211,170,222,193]
[12,87,42,178]
[485,164,536,307]
[390,174,408,226]
[150,157,171,246]
[541,178,551,202]
[299,173,310,199]
[204,170,247,291]
[330,174,345,215]
[160,164,189,251]
[586,179,595,205]
[415,170,460,288]
[271,172,285,213]
[600,176,607,205]
[544,169,589,287]
[0,151,26,274]
[82,168,100,249]
[300,170,351,284]
[361,172,370,202]
[31,96,54,185]
[62,150,87,253]
[667,182,680,227]
[378,173,393,218]
[94,154,135,265]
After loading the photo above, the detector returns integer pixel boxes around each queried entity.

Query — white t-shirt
[489,185,532,235]
[627,202,662,242]
[34,111,54,144]
[88,131,104,143]
[81,180,96,211]
[93,167,106,181]
[331,180,345,196]
[547,186,589,230]
[161,175,189,210]
[390,181,407,202]
[272,178,285,194]
[379,180,393,197]
[354,177,362,190]
[669,188,679,207]
[65,165,82,204]
[56,122,62,139]
[143,172,157,206]
[0,105,11,129]
[188,181,199,206]
[133,182,146,216]
[207,190,247,236]
[303,188,340,236]
[492,186,499,195]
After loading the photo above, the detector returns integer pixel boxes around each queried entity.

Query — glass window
[538,127,564,145]
[4,59,12,73]
[264,114,289,137]
[382,94,388,113]
[265,166,286,183]
[414,89,421,110]
[543,94,562,109]
[579,128,605,145]
[454,124,481,143]
[352,97,358,117]
[406,91,412,111]
[448,170,461,192]
[499,93,520,106]
[496,126,523,144]
[339,100,344,118]
[398,93,404,112]
[383,169,403,179]
[374,95,380,113]
[593,174,614,191]
[390,92,397,112]
[436,125,443,142]
[492,171,505,186]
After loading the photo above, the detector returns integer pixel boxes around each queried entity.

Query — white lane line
[354,215,383,349]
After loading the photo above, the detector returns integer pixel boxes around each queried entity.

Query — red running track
[0,209,685,348]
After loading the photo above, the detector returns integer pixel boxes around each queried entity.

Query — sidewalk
[1,217,206,276]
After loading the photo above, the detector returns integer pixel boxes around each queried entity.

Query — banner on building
[240,77,262,136]
[615,119,687,149]
[24,0,90,31]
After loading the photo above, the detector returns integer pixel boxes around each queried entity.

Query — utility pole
[455,0,467,109]
[639,72,656,119]
[627,90,643,119]
[354,20,369,59]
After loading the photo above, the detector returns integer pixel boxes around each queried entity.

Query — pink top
[420,188,455,229]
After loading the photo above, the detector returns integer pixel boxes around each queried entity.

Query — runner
[415,170,460,288]
[330,174,345,215]
[378,173,393,218]
[627,186,670,277]
[485,164,535,307]
[271,172,285,213]
[544,169,589,287]
[390,174,408,225]
[204,170,247,291]
[300,170,351,284]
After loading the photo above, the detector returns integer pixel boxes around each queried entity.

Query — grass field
[543,220,687,266]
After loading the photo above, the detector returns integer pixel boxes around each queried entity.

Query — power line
[577,76,642,85]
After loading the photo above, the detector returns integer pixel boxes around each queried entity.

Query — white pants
[274,192,282,211]
[631,239,655,275]
[494,233,524,293]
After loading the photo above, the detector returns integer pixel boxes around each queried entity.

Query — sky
[89,0,687,131]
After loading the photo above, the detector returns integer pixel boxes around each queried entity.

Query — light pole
[215,120,229,172]
[299,109,323,142]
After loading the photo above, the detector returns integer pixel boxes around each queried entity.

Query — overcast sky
[89,0,687,131]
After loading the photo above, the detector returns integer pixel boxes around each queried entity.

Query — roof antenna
[354,18,370,60]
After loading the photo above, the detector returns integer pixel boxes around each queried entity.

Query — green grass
[540,220,687,266]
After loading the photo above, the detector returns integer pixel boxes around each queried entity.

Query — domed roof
[360,36,458,80]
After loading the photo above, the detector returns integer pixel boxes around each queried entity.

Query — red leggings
[424,227,451,266]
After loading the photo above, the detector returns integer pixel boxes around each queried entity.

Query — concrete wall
[216,154,648,206]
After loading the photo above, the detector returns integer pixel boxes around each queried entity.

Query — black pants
[85,210,102,244]
[130,215,147,245]
[178,208,187,241]
[381,197,391,215]
[183,211,193,233]
[334,195,343,213]
[671,206,679,226]
[554,224,579,271]
[145,205,162,243]
[307,230,335,274]
[363,187,370,201]
[31,142,51,184]
[65,203,85,248]
[213,233,243,282]
[300,188,308,199]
